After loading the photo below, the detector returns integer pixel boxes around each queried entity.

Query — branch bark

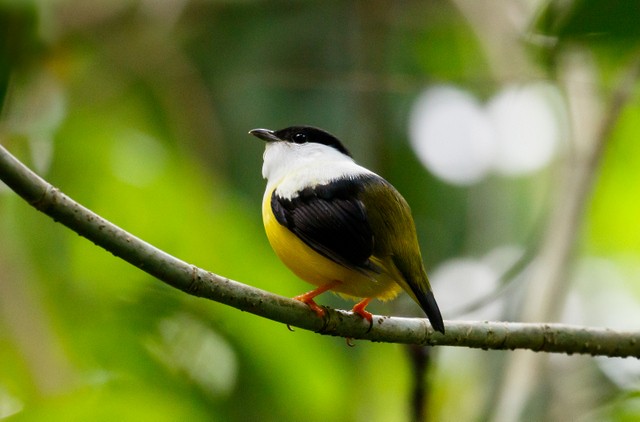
[1,144,639,358]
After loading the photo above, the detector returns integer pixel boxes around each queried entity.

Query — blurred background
[1,0,639,420]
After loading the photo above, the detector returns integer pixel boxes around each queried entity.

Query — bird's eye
[293,132,307,143]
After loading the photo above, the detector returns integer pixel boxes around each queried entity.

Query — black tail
[417,290,445,334]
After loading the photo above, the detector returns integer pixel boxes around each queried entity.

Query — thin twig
[489,51,640,422]
[0,144,639,357]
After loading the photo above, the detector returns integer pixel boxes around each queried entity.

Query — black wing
[271,178,375,271]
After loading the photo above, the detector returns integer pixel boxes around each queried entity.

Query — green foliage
[588,102,640,255]
[537,0,640,43]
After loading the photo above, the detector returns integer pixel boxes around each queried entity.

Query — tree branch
[0,144,639,358]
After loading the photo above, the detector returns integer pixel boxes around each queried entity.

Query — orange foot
[351,298,373,323]
[293,281,340,318]
[293,294,325,317]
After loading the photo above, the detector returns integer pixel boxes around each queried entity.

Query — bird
[249,125,445,333]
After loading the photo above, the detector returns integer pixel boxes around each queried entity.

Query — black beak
[248,128,281,143]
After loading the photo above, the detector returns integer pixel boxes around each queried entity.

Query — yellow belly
[262,188,402,300]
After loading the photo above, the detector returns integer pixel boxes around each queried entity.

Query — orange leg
[351,297,373,323]
[293,281,340,317]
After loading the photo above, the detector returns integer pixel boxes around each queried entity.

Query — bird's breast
[261,185,402,300]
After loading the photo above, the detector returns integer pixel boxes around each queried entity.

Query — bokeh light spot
[487,83,562,175]
[409,83,565,184]
[409,86,496,185]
